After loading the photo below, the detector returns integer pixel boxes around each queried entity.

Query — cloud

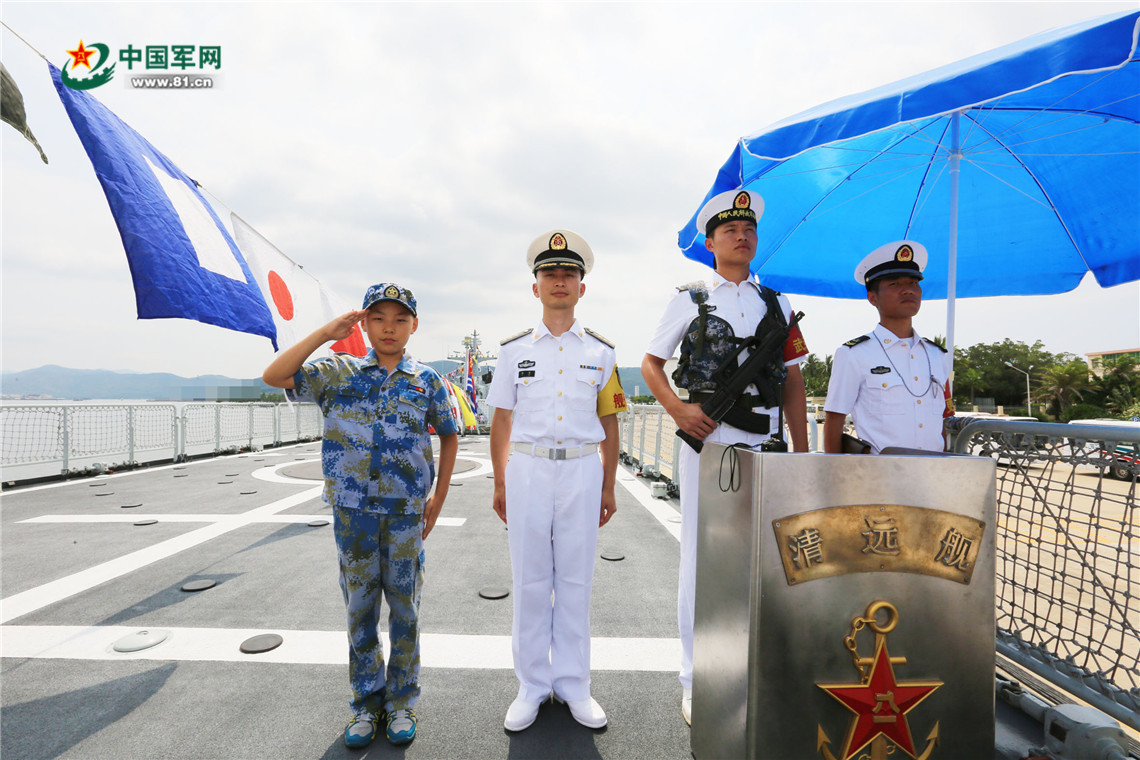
[2,1,1137,379]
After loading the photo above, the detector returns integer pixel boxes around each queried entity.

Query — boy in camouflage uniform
[263,283,459,748]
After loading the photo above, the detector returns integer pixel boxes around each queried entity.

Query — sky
[3,1,1138,381]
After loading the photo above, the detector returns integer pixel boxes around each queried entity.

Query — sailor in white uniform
[641,189,810,726]
[487,229,628,733]
[823,240,953,454]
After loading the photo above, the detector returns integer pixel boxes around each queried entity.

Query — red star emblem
[819,640,941,759]
[67,40,97,70]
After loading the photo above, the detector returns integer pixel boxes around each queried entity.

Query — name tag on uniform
[518,370,535,378]
[870,366,891,375]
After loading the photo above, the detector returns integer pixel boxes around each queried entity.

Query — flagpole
[945,110,962,396]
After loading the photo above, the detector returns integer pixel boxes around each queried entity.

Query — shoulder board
[675,280,706,293]
[676,281,709,305]
[583,327,614,348]
[843,335,871,348]
[499,328,533,346]
[923,337,948,353]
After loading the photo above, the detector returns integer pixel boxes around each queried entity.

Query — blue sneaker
[343,715,376,749]
[386,709,417,745]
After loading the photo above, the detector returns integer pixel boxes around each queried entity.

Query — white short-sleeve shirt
[486,319,618,447]
[824,324,952,454]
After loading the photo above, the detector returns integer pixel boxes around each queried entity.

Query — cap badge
[896,244,914,262]
[383,285,400,298]
[733,191,751,210]
[549,233,567,251]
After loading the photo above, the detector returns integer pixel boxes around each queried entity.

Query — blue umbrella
[678,10,1139,358]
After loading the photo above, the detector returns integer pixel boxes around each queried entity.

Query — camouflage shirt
[289,350,459,514]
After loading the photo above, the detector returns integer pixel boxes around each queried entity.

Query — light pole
[1005,361,1033,416]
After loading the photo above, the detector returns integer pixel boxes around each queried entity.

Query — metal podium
[691,445,996,760]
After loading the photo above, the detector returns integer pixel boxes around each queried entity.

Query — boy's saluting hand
[323,309,368,342]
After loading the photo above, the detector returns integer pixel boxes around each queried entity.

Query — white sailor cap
[696,189,764,237]
[526,229,594,276]
[854,240,927,287]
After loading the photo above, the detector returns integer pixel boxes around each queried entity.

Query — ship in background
[441,330,495,434]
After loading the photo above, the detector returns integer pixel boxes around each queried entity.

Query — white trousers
[677,425,767,689]
[506,451,602,703]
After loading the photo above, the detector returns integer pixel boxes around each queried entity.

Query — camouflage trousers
[333,507,424,716]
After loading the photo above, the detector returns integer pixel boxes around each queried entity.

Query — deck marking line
[252,455,491,483]
[1,625,679,670]
[616,467,681,542]
[449,456,493,480]
[17,515,467,527]
[0,487,322,624]
[3,441,320,495]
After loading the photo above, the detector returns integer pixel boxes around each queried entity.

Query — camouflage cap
[362,283,417,316]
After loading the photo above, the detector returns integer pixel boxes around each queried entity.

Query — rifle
[677,310,804,453]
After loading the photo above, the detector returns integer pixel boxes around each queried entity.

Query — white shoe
[504,697,542,732]
[682,688,692,726]
[554,694,607,729]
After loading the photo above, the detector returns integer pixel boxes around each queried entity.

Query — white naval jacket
[486,319,623,447]
[824,324,952,454]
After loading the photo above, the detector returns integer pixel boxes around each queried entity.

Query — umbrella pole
[945,110,963,397]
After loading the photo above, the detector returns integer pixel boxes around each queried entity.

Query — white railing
[617,403,821,486]
[0,402,324,480]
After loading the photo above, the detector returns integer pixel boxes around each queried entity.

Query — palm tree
[1106,386,1136,416]
[800,353,833,397]
[1035,361,1091,420]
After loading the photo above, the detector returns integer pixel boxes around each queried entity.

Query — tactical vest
[671,284,732,392]
[671,282,791,433]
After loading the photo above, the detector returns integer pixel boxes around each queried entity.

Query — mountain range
[1,364,651,402]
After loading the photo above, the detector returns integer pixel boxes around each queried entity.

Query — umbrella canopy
[679,10,1139,325]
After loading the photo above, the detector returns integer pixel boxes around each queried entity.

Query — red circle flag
[267,270,294,321]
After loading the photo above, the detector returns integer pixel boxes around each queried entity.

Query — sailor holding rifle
[641,189,809,725]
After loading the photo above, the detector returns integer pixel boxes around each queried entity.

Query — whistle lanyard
[872,332,938,399]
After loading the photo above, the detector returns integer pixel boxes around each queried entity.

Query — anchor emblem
[817,601,942,760]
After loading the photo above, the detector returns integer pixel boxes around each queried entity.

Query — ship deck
[2,437,1050,759]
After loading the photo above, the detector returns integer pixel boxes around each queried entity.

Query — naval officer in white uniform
[823,240,953,454]
[487,229,627,732]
